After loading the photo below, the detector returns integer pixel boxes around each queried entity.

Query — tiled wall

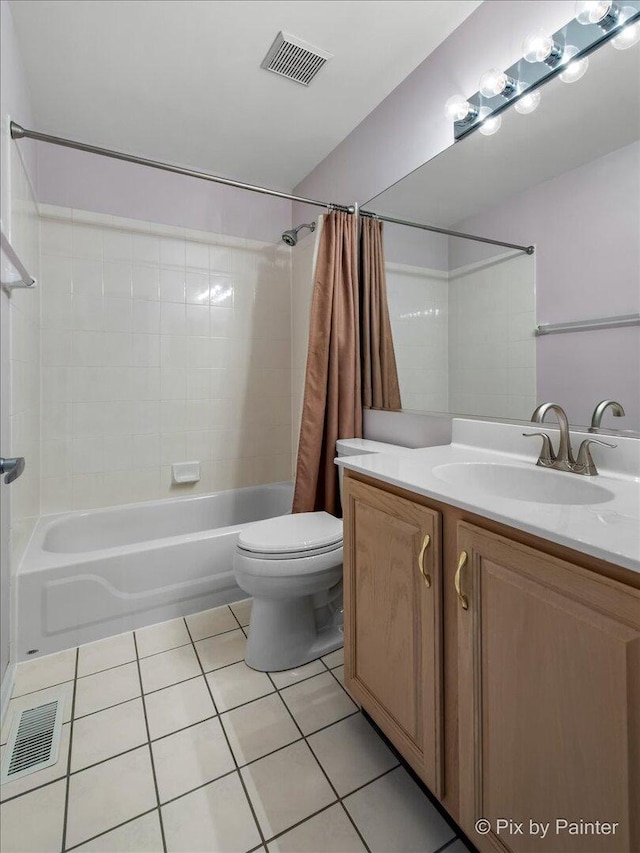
[386,252,535,419]
[448,252,536,420]
[39,206,292,513]
[8,146,41,563]
[385,262,449,413]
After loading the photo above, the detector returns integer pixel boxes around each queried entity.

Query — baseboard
[0,661,16,728]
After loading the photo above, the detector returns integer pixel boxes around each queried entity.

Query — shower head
[281,221,316,247]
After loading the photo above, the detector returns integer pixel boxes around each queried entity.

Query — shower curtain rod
[10,122,533,254]
[9,122,354,213]
[358,209,535,255]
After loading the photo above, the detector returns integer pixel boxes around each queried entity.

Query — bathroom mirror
[366,39,640,434]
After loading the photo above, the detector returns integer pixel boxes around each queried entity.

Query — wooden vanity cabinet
[342,477,443,795]
[343,471,640,853]
[456,522,640,853]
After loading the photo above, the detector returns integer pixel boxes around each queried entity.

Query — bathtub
[17,482,293,660]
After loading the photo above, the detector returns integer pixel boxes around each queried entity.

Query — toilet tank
[335,438,415,506]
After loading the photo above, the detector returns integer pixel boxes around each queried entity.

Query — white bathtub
[17,482,293,660]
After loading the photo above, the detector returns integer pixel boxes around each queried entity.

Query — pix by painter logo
[474,818,620,839]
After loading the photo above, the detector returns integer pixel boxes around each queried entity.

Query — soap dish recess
[172,461,200,484]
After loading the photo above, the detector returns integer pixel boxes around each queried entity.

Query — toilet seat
[238,512,343,558]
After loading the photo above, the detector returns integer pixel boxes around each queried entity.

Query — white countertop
[337,419,640,574]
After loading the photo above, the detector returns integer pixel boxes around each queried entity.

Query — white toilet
[234,439,410,671]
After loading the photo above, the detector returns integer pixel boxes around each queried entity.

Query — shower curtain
[360,217,402,410]
[292,211,401,516]
[292,210,362,516]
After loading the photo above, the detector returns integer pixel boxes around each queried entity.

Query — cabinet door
[343,476,442,794]
[455,521,640,853]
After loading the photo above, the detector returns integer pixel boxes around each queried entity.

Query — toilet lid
[238,512,343,555]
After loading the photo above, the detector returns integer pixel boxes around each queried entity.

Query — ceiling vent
[261,31,333,86]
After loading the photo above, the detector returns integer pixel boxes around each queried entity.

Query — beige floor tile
[331,665,345,685]
[145,676,215,740]
[230,597,252,627]
[139,644,201,693]
[343,767,455,853]
[152,717,235,803]
[268,803,366,853]
[322,648,344,669]
[241,740,335,839]
[195,629,246,672]
[75,662,140,718]
[307,714,398,796]
[0,724,70,803]
[1,682,74,744]
[269,660,325,689]
[74,811,163,852]
[221,693,299,765]
[12,648,76,697]
[66,746,157,849]
[71,698,147,771]
[136,618,191,658]
[280,672,356,735]
[0,778,66,853]
[77,632,136,677]
[206,660,274,711]
[186,606,237,641]
[162,773,261,853]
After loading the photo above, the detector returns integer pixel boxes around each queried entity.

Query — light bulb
[559,45,590,82]
[575,1,615,24]
[523,29,559,63]
[479,114,502,136]
[514,91,541,114]
[445,94,474,121]
[612,7,640,48]
[479,68,515,98]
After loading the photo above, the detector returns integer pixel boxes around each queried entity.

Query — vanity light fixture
[446,0,640,140]
[479,68,517,98]
[575,1,619,29]
[514,90,542,114]
[612,5,640,45]
[559,46,590,81]
[478,114,502,136]
[522,29,564,65]
[444,94,478,122]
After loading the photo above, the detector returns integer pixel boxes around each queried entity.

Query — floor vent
[1,698,64,783]
[261,31,333,86]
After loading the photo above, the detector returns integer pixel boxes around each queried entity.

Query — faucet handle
[523,431,556,465]
[573,438,617,476]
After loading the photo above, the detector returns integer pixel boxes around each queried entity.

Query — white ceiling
[368,40,640,226]
[9,0,481,190]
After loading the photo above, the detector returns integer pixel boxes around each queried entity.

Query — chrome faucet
[589,399,625,432]
[524,403,616,476]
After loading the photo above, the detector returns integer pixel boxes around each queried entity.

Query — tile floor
[1,599,472,853]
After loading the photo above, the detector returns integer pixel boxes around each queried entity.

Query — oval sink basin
[431,462,615,505]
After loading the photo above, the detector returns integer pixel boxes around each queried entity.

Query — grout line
[63,807,160,852]
[132,633,167,853]
[434,836,470,853]
[60,647,79,852]
[262,668,372,853]
[183,613,268,849]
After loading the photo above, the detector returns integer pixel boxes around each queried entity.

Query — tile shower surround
[38,206,293,513]
[0,600,472,853]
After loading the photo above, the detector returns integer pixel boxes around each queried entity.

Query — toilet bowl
[234,438,413,671]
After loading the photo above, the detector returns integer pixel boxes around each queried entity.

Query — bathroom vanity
[338,421,640,853]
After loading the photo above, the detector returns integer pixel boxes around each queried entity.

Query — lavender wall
[36,143,292,244]
[451,141,640,429]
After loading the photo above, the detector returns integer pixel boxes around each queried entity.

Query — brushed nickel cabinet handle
[418,534,431,588]
[455,550,469,610]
